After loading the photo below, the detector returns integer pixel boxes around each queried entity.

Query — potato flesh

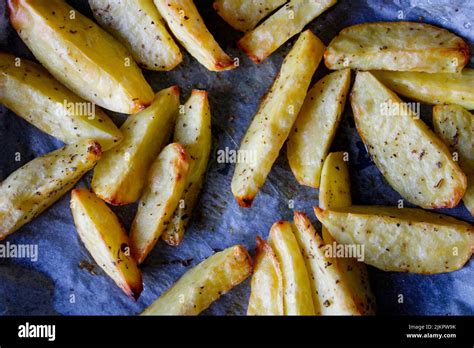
[238,0,336,63]
[315,206,473,274]
[231,30,324,207]
[351,72,466,209]
[325,21,469,73]
[141,245,252,315]
[0,140,101,239]
[70,189,143,300]
[8,0,154,114]
[268,221,315,315]
[0,53,122,151]
[130,143,189,264]
[287,69,351,188]
[91,87,180,205]
[371,69,474,111]
[319,152,376,315]
[154,0,235,71]
[247,236,284,315]
[89,0,182,71]
[162,90,212,246]
[213,0,287,32]
[433,105,474,216]
[293,212,360,315]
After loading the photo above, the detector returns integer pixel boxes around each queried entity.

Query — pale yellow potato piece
[268,221,315,315]
[315,206,474,274]
[0,53,122,151]
[238,0,336,63]
[247,236,284,315]
[371,69,474,111]
[231,30,324,207]
[0,140,101,239]
[433,105,474,216]
[130,143,189,264]
[287,69,351,188]
[141,245,252,315]
[8,0,154,114]
[213,0,287,32]
[70,189,143,300]
[154,0,235,71]
[351,72,466,209]
[91,86,180,205]
[293,212,360,315]
[319,152,376,315]
[162,90,212,246]
[325,21,469,73]
[89,0,182,71]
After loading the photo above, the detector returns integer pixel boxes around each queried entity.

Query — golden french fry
[8,0,154,114]
[319,152,376,315]
[91,86,180,206]
[238,0,336,63]
[351,72,466,209]
[231,30,324,207]
[0,140,101,239]
[325,21,469,73]
[268,221,315,315]
[0,53,122,151]
[141,245,252,315]
[371,69,474,111]
[89,0,182,71]
[287,69,351,188]
[315,206,474,274]
[71,189,143,300]
[433,105,474,216]
[154,0,235,71]
[293,212,360,315]
[213,0,287,32]
[162,90,212,246]
[247,236,284,315]
[130,143,189,264]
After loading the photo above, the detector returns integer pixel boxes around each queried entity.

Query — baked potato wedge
[315,206,474,274]
[154,0,235,71]
[293,212,360,315]
[287,69,351,188]
[70,188,143,300]
[231,30,324,207]
[89,0,182,71]
[161,90,212,246]
[8,0,154,114]
[0,140,101,239]
[351,72,466,209]
[213,0,287,32]
[319,153,376,315]
[130,143,189,264]
[237,0,336,63]
[371,69,474,111]
[91,86,180,206]
[268,221,314,315]
[325,21,469,73]
[433,105,474,216]
[0,53,122,151]
[247,236,284,315]
[141,245,252,315]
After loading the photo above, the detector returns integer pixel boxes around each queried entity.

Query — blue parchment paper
[0,0,473,315]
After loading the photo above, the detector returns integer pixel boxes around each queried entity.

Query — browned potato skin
[71,189,143,300]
